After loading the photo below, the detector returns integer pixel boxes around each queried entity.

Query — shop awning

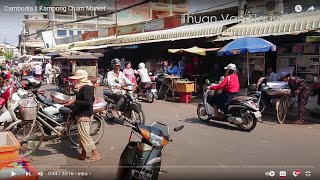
[306,36,320,42]
[45,19,237,52]
[168,46,220,56]
[221,10,320,37]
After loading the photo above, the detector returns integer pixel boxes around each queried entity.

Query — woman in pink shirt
[122,61,137,85]
[207,63,240,117]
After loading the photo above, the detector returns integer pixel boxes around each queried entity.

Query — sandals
[292,120,304,124]
[86,155,101,163]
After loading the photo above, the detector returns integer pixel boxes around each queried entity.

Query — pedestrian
[65,69,101,162]
[45,60,53,85]
[122,61,137,85]
[178,56,186,78]
[267,67,277,82]
[279,72,311,124]
[33,63,43,79]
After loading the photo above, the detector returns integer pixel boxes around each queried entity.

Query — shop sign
[108,27,116,36]
[151,2,170,11]
[172,4,187,12]
[164,16,182,29]
[144,19,164,31]
[82,31,98,40]
[117,23,144,35]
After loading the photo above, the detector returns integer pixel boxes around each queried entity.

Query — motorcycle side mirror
[174,125,184,132]
[205,79,210,85]
[114,79,119,83]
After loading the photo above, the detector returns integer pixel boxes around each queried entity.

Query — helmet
[111,58,121,67]
[138,63,145,69]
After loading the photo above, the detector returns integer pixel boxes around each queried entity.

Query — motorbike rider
[135,62,151,94]
[107,58,133,117]
[207,63,240,118]
[279,72,310,124]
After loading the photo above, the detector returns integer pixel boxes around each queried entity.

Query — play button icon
[11,171,16,177]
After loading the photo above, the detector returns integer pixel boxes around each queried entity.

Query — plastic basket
[18,99,38,121]
[0,131,20,169]
[176,82,195,93]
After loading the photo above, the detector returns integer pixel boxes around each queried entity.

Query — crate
[0,131,20,169]
[180,92,192,103]
[176,82,195,93]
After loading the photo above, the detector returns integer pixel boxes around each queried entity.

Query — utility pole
[115,0,118,38]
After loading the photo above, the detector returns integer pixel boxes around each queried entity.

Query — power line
[24,0,151,37]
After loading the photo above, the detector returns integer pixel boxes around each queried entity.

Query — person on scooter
[207,63,240,118]
[136,62,151,94]
[107,58,133,117]
[279,72,310,124]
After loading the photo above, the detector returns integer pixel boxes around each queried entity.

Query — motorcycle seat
[103,90,115,104]
[230,96,253,102]
[93,106,105,113]
[36,94,54,106]
[59,107,70,116]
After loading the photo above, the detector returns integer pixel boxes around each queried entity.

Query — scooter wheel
[197,104,210,121]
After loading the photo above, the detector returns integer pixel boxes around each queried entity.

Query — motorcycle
[197,79,261,132]
[248,77,293,124]
[135,73,156,103]
[117,121,184,180]
[103,82,146,124]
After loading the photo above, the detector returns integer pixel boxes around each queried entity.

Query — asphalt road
[26,86,320,180]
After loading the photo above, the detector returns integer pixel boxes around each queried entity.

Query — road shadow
[261,108,319,125]
[31,138,80,159]
[183,117,241,132]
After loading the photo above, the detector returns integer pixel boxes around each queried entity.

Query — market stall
[218,36,277,86]
[52,51,102,95]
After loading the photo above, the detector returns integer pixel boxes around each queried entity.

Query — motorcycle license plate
[253,111,262,118]
[151,89,157,93]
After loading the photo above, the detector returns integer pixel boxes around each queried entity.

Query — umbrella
[217,37,276,85]
[168,46,220,56]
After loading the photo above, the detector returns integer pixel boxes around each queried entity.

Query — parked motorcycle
[103,82,146,124]
[117,121,184,180]
[197,79,261,132]
[248,77,293,124]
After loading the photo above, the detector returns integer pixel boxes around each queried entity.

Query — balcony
[54,14,74,21]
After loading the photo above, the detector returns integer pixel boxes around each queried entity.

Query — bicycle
[5,92,105,156]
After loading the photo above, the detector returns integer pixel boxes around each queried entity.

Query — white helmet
[138,63,145,69]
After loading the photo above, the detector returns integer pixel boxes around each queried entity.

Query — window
[57,30,67,36]
[77,31,82,35]
[69,30,74,36]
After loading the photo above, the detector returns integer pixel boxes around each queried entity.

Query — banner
[41,30,56,48]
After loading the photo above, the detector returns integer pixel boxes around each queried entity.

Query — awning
[222,10,320,37]
[46,19,237,51]
[168,46,220,56]
[22,42,45,48]
[306,36,320,42]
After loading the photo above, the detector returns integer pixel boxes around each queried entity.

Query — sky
[0,0,235,44]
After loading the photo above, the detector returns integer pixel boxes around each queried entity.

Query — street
[30,86,320,180]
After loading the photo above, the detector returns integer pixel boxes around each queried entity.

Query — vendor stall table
[163,75,180,102]
[190,74,200,93]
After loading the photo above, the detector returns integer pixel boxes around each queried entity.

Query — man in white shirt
[45,60,53,84]
[106,58,132,117]
[136,62,151,93]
